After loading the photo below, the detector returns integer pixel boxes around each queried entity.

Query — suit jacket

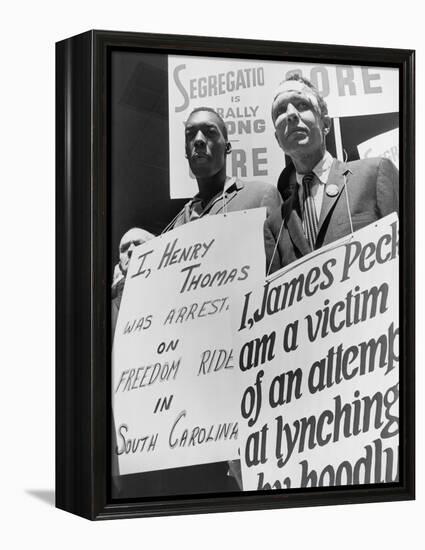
[264,156,399,273]
[164,177,282,231]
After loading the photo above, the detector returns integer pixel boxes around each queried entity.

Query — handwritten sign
[168,56,399,198]
[232,214,399,490]
[112,208,266,475]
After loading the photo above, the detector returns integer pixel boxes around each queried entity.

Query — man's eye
[275,105,287,117]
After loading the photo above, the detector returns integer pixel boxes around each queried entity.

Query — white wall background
[0,0,422,547]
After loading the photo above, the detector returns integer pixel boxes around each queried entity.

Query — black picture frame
[56,30,415,520]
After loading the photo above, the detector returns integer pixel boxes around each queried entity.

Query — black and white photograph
[3,0,422,545]
[110,51,401,500]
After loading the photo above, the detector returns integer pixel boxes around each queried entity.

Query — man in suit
[264,74,399,274]
[163,106,281,231]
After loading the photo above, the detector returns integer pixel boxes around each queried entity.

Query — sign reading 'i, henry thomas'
[112,208,266,475]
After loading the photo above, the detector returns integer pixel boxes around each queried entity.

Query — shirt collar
[295,150,333,187]
[190,176,238,206]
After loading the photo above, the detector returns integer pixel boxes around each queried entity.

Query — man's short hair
[279,74,329,118]
[186,107,228,140]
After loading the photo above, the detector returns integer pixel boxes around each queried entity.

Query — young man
[164,107,281,231]
[157,107,282,493]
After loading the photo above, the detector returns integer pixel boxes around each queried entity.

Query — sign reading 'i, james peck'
[232,214,399,491]
[112,208,267,475]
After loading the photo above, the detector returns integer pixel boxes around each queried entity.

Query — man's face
[185,111,229,178]
[119,229,149,274]
[272,80,330,158]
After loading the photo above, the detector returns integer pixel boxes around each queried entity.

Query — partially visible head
[184,107,231,178]
[119,227,154,274]
[271,74,331,160]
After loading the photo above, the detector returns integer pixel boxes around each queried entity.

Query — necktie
[302,173,318,250]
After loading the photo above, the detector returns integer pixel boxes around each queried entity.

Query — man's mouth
[192,152,209,161]
[288,128,308,138]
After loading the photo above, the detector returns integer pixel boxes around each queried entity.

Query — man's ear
[225,142,232,155]
[322,115,331,136]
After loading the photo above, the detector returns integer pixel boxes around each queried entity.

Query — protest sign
[232,214,399,490]
[112,208,266,475]
[358,129,399,169]
[168,56,398,198]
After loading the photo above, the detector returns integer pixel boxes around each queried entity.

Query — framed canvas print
[56,30,415,520]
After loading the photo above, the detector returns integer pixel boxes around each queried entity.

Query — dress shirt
[296,150,334,218]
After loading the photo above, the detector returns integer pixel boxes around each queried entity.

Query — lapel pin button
[326,184,339,197]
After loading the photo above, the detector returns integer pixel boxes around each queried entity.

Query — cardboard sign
[112,208,266,475]
[232,214,399,490]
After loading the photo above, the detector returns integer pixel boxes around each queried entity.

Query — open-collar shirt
[183,176,237,224]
